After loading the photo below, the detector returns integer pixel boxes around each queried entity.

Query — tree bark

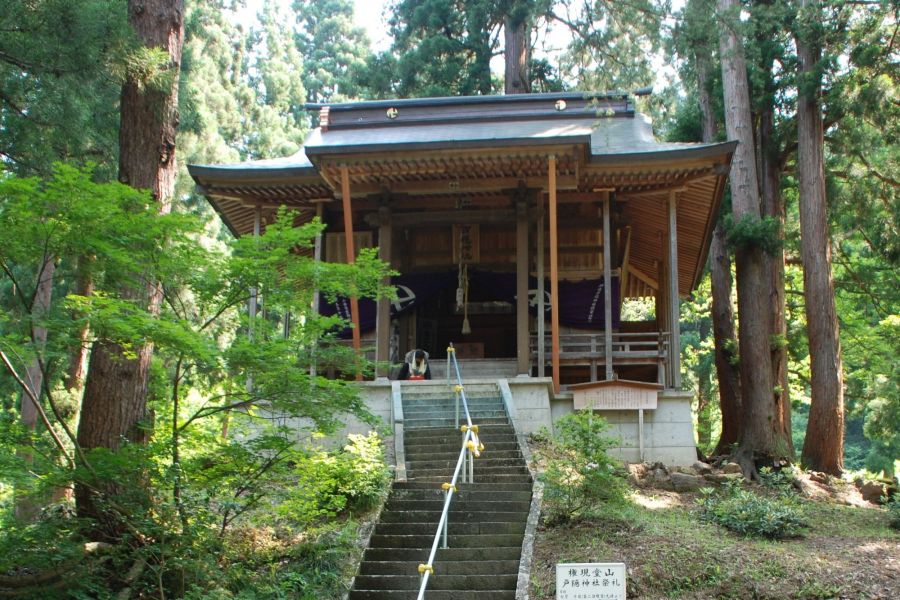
[14,255,56,522]
[796,0,844,475]
[759,99,793,456]
[694,42,743,455]
[64,256,94,393]
[504,14,529,94]
[76,0,184,529]
[717,0,790,476]
[709,223,742,454]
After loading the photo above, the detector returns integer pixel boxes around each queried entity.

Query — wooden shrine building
[190,91,735,394]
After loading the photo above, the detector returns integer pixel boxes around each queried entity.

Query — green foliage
[536,410,628,525]
[278,432,391,526]
[696,481,808,539]
[294,0,371,104]
[724,214,783,256]
[0,0,128,178]
[886,493,900,530]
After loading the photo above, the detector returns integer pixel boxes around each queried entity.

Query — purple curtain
[321,269,620,336]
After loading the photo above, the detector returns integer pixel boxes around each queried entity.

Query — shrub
[886,493,900,530]
[536,410,628,524]
[696,481,808,539]
[278,432,390,525]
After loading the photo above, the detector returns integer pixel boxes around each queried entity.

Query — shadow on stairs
[349,384,532,600]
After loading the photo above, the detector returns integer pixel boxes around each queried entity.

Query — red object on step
[408,375,425,381]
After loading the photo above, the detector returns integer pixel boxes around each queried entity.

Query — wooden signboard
[452,224,480,264]
[570,379,661,411]
[569,379,662,461]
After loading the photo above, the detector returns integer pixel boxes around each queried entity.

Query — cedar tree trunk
[796,0,844,474]
[694,46,743,455]
[718,0,790,476]
[504,15,529,94]
[76,0,184,528]
[759,94,793,457]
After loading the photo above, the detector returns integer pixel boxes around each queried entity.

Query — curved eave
[587,140,738,166]
[187,163,322,184]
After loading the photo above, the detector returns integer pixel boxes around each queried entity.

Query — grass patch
[530,483,900,599]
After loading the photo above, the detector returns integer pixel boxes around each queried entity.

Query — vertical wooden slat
[516,200,529,375]
[549,155,560,394]
[340,166,362,378]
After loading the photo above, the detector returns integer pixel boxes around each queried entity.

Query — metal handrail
[416,343,483,600]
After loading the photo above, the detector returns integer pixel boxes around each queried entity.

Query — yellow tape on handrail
[454,384,464,393]
[418,564,434,575]
[447,346,455,353]
[441,482,456,492]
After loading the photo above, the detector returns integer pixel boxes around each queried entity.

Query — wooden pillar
[340,166,362,380]
[375,204,392,378]
[516,199,530,375]
[602,193,614,380]
[668,190,682,389]
[537,213,545,377]
[548,156,560,394]
[656,252,669,388]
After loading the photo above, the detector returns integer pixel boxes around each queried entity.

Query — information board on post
[556,562,626,600]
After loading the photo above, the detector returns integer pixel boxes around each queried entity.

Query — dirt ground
[528,473,900,599]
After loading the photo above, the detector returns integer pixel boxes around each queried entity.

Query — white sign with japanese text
[556,562,626,600]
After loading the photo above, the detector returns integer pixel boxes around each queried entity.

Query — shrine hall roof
[188,91,735,183]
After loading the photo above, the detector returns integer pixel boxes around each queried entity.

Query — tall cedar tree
[678,0,743,454]
[752,0,792,457]
[796,0,844,474]
[717,0,791,476]
[76,0,185,530]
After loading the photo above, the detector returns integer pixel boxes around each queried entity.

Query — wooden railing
[530,331,671,385]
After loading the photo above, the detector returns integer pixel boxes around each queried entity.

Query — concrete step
[403,408,508,420]
[405,417,509,429]
[369,533,525,549]
[407,474,532,484]
[353,574,518,590]
[404,425,515,438]
[408,457,525,470]
[406,466,530,480]
[385,499,531,513]
[379,510,528,524]
[391,481,531,502]
[404,432,517,445]
[374,521,526,536]
[402,395,503,405]
[362,547,523,562]
[389,491,532,505]
[349,590,515,600]
[404,450,523,462]
[359,559,520,576]
[404,442,522,457]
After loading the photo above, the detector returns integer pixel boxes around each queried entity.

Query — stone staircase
[349,383,532,600]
